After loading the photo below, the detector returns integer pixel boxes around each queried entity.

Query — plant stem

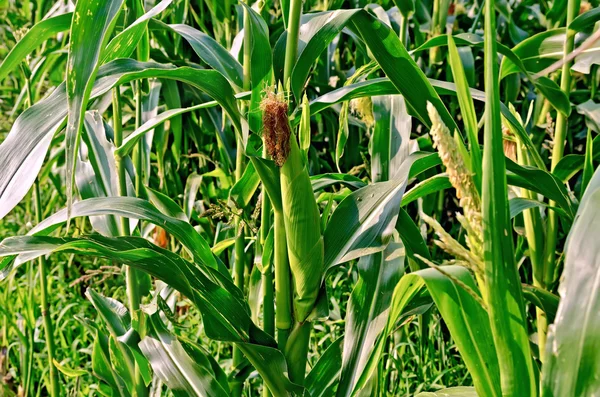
[113,88,147,396]
[231,189,246,396]
[34,183,59,397]
[261,165,274,342]
[543,0,579,287]
[123,85,143,316]
[280,0,314,384]
[112,89,130,235]
[261,169,274,397]
[231,4,253,395]
[274,211,292,349]
[276,0,303,356]
[429,0,445,66]
[399,13,409,46]
[284,321,311,385]
[23,61,59,397]
[517,142,547,357]
[283,0,303,86]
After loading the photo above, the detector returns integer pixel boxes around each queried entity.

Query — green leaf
[240,3,273,134]
[0,59,241,221]
[0,85,65,220]
[65,0,125,218]
[502,28,600,76]
[305,77,546,169]
[0,234,304,396]
[408,268,501,397]
[76,111,130,237]
[337,242,405,397]
[108,335,135,394]
[395,208,431,266]
[569,6,600,32]
[542,166,600,396]
[151,20,243,89]
[371,95,413,183]
[350,11,457,131]
[284,10,456,131]
[447,35,481,191]
[229,161,260,209]
[92,332,128,396]
[305,337,343,397]
[482,2,537,395]
[393,0,415,17]
[290,10,358,100]
[52,360,87,378]
[413,32,571,116]
[305,78,395,119]
[506,159,575,217]
[29,197,220,271]
[416,387,478,397]
[0,12,72,82]
[115,97,236,158]
[576,99,600,133]
[401,174,452,207]
[140,312,230,397]
[86,289,131,337]
[102,0,173,63]
[248,156,282,212]
[324,177,408,271]
[509,197,569,221]
[581,129,594,197]
[521,285,559,324]
[311,174,367,192]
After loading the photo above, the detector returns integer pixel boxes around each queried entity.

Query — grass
[0,0,599,396]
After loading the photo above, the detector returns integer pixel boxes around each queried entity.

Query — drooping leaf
[542,166,600,396]
[0,234,304,396]
[0,59,241,220]
[139,312,230,397]
[151,20,243,89]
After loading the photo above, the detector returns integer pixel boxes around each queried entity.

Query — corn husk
[262,91,324,323]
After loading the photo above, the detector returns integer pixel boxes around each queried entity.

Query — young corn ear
[262,91,324,323]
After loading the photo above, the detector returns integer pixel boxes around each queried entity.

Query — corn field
[0,0,599,395]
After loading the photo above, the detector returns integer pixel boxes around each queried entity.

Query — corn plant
[0,0,599,396]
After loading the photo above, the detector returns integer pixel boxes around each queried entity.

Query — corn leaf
[541,166,600,396]
[324,177,408,271]
[102,0,173,63]
[65,0,125,218]
[240,3,273,134]
[140,312,230,397]
[337,241,405,397]
[371,95,413,183]
[416,387,478,397]
[0,234,305,396]
[482,2,537,395]
[0,12,72,82]
[0,59,241,221]
[305,337,343,397]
